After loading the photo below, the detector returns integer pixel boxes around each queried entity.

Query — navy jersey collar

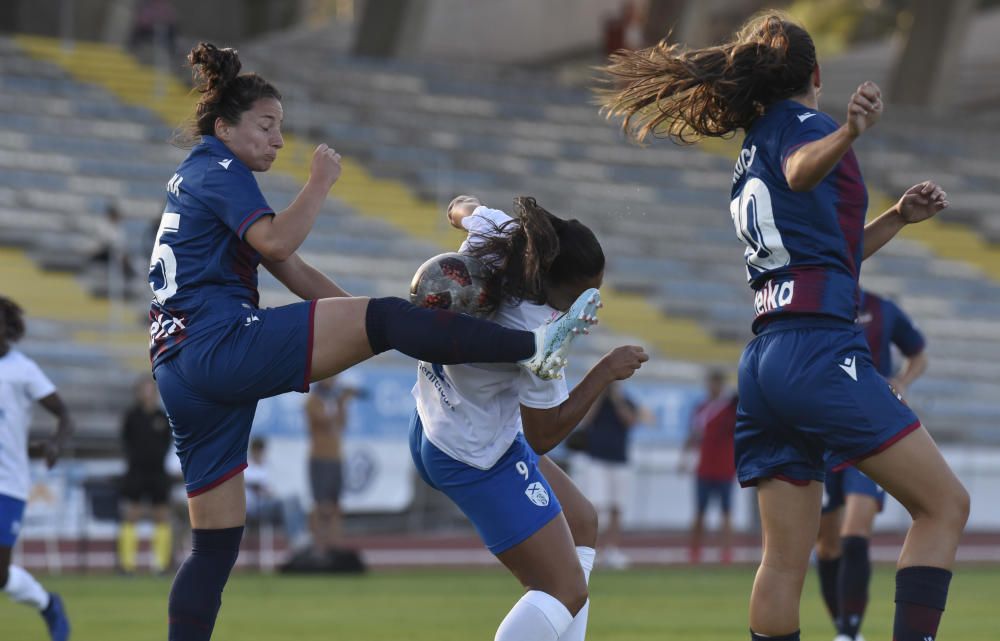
[198,136,248,170]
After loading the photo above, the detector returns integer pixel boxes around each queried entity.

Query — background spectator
[305,374,363,556]
[245,438,308,551]
[118,376,173,574]
[571,382,642,569]
[129,0,178,58]
[682,369,738,564]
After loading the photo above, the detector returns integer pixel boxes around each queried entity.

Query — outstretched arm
[784,81,882,192]
[521,346,648,454]
[263,252,350,299]
[245,145,342,261]
[863,181,948,260]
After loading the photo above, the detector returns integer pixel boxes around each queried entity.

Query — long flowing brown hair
[596,12,817,144]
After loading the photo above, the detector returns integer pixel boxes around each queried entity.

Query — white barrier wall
[624,445,1000,533]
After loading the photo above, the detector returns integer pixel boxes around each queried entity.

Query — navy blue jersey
[857,290,925,377]
[148,136,274,366]
[730,100,868,333]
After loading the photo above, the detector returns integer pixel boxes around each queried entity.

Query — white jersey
[413,206,569,469]
[0,349,56,500]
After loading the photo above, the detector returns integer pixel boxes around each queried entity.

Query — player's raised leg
[308,288,601,383]
[750,479,823,640]
[855,427,968,641]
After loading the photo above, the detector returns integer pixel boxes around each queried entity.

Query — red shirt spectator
[690,394,737,481]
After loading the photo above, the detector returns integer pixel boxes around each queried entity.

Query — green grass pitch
[1,565,994,640]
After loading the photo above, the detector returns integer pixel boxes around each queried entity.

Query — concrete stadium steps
[15,35,741,365]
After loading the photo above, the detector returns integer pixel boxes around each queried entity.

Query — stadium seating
[2,29,999,446]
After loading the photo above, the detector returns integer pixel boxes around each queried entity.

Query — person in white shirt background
[411,195,648,641]
[0,296,73,640]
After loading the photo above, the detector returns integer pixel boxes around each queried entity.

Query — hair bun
[188,42,242,94]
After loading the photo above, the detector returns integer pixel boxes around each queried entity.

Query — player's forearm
[266,179,329,260]
[784,125,857,192]
[895,351,928,388]
[525,364,615,454]
[862,205,906,260]
[264,253,351,300]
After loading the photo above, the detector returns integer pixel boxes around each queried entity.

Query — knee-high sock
[153,523,173,572]
[365,297,535,363]
[837,536,870,638]
[3,565,50,610]
[817,556,841,625]
[495,590,574,641]
[168,526,243,641]
[560,546,596,641]
[118,522,138,572]
[893,566,951,641]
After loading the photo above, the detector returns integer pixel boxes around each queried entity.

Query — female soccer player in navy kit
[411,196,646,641]
[152,44,600,641]
[816,289,928,641]
[599,13,968,641]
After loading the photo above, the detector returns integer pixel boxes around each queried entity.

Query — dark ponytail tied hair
[466,197,604,311]
[0,296,26,343]
[597,12,816,143]
[175,42,282,146]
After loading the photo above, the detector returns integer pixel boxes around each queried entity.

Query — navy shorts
[409,411,562,555]
[736,317,920,488]
[823,466,886,514]
[0,494,26,547]
[696,478,734,514]
[154,301,316,497]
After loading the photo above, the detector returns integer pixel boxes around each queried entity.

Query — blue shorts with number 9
[409,411,562,555]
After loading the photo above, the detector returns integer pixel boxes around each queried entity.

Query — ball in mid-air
[410,252,493,317]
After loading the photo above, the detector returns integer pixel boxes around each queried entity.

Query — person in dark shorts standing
[119,376,174,574]
[305,374,361,554]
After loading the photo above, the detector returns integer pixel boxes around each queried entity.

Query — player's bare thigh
[187,473,247,530]
[309,297,375,382]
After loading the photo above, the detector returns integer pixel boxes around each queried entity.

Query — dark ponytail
[175,42,281,146]
[0,296,26,343]
[597,12,816,144]
[466,197,605,310]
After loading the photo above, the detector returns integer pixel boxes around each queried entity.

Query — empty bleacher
[2,27,999,446]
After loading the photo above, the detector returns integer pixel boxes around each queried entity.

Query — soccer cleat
[520,288,600,380]
[833,636,864,641]
[41,593,70,641]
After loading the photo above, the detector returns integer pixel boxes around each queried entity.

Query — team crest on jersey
[525,482,550,507]
[754,280,795,316]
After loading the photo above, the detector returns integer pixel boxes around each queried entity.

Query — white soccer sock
[496,590,574,641]
[4,565,50,610]
[559,546,596,641]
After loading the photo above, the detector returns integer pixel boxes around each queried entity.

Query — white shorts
[571,454,633,513]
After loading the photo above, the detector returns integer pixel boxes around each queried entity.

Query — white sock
[4,565,50,610]
[496,590,574,641]
[559,546,596,641]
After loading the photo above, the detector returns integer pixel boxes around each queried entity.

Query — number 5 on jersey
[149,212,181,304]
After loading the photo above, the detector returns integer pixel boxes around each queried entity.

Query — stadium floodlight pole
[58,0,75,53]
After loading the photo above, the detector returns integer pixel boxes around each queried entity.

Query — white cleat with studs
[521,288,601,380]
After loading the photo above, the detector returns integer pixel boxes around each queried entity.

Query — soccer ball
[409,252,493,317]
